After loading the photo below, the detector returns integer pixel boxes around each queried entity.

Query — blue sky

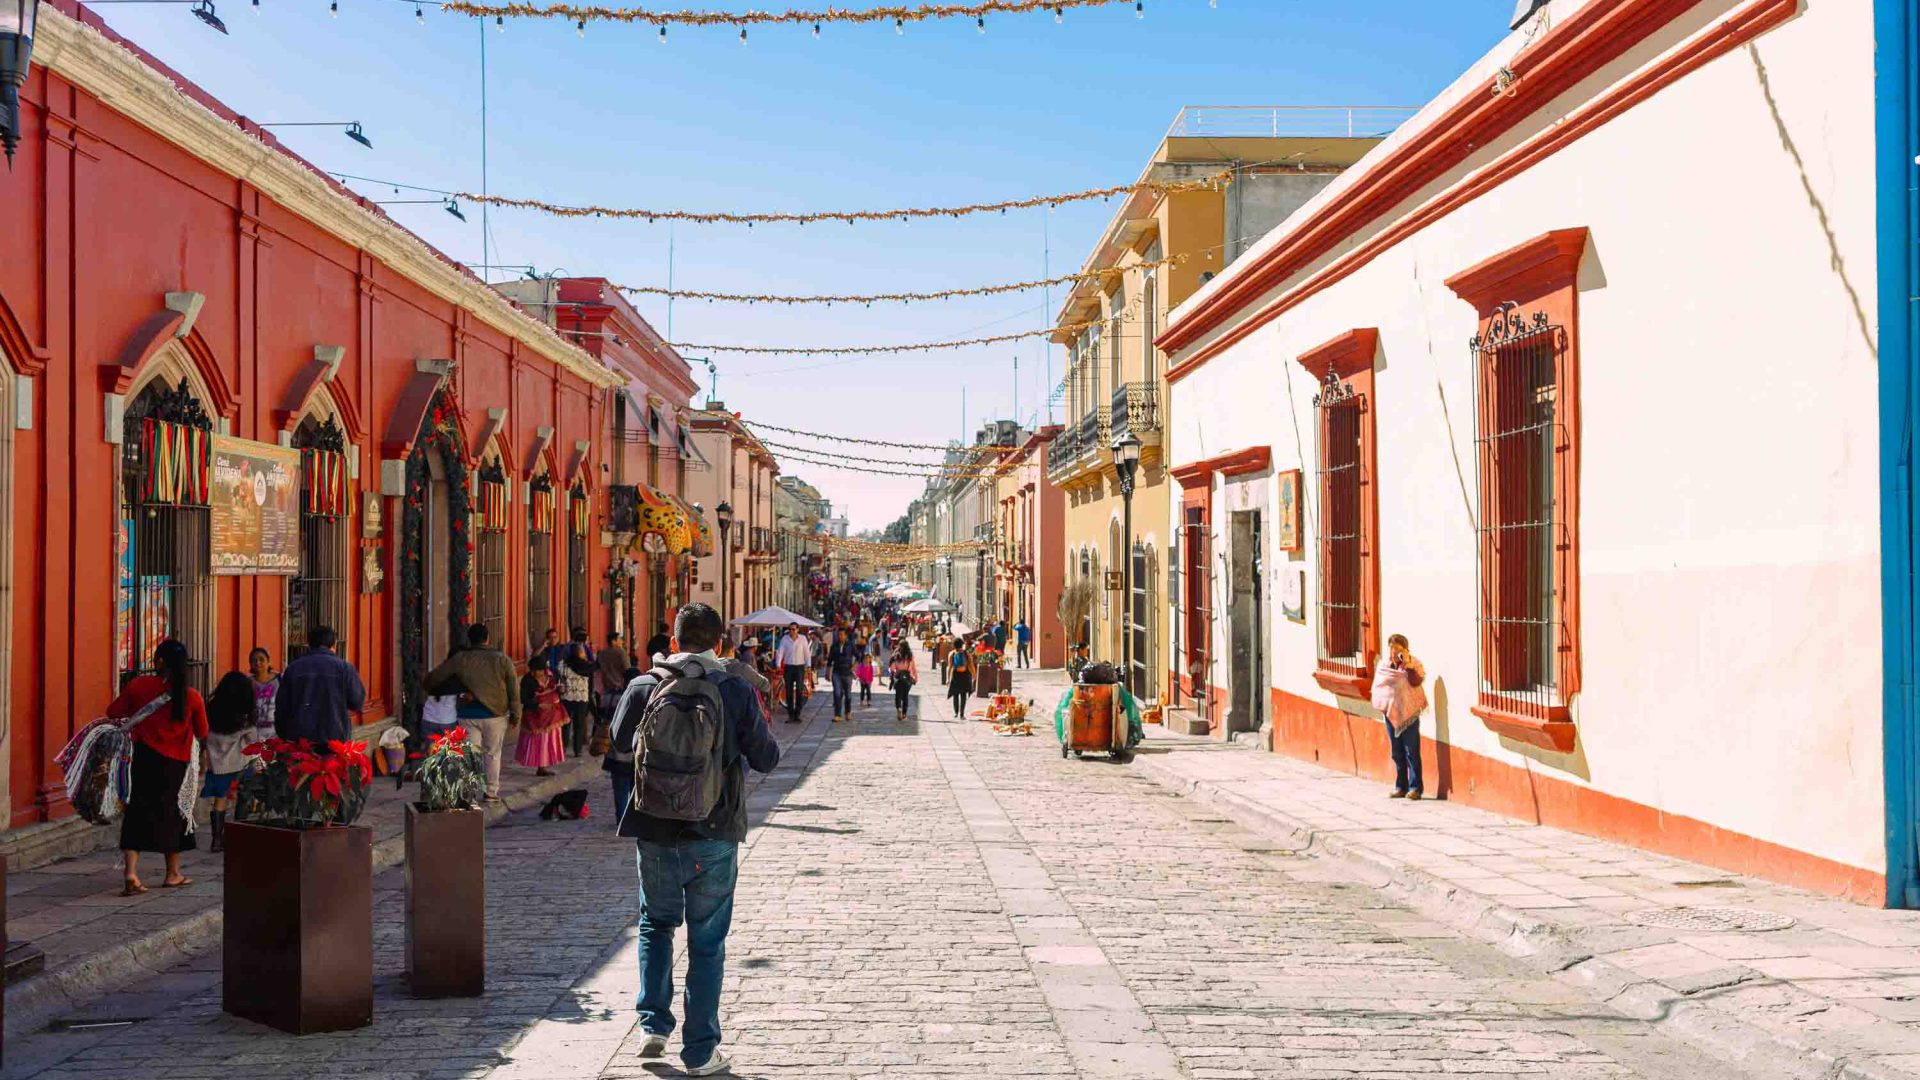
[90,0,1509,530]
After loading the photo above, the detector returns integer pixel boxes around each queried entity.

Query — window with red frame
[1300,330,1380,699]
[1446,227,1586,753]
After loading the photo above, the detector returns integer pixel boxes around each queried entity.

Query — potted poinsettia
[224,738,375,1035]
[404,725,487,998]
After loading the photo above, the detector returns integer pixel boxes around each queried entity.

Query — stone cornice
[31,6,624,392]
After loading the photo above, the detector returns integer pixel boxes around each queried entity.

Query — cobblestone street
[0,669,1781,1079]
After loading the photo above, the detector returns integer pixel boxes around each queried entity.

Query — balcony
[1047,428,1081,473]
[1110,383,1162,447]
[1165,105,1419,140]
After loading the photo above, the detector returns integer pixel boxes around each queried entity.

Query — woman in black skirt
[946,645,974,719]
[105,640,208,895]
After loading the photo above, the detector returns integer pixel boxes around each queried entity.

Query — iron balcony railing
[1048,427,1081,472]
[1164,105,1420,140]
[1111,383,1161,438]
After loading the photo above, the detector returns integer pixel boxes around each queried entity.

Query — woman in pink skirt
[517,654,568,777]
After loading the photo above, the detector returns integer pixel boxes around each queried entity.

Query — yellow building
[1048,106,1399,713]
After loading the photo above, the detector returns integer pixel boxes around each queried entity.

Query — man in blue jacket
[609,603,780,1077]
[274,626,365,748]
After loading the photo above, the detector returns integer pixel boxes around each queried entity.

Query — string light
[614,253,1184,307]
[719,417,1010,452]
[669,317,1118,357]
[457,171,1231,225]
[441,0,1198,31]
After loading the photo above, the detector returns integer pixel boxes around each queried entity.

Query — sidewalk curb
[3,756,606,1041]
[1130,750,1920,1080]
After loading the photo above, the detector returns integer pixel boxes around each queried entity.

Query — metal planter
[404,804,486,998]
[222,822,373,1034]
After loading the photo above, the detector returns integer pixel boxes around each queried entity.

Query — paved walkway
[0,651,1828,1080]
[1099,682,1920,1080]
[3,729,617,1040]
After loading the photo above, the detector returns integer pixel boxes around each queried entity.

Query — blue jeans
[635,839,739,1068]
[609,769,633,825]
[831,671,854,717]
[1387,717,1423,794]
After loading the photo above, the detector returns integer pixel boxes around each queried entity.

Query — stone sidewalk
[3,734,610,1041]
[1105,711,1920,1080]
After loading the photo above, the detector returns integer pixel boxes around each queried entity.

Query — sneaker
[1388,789,1408,799]
[637,1032,668,1058]
[685,1048,732,1076]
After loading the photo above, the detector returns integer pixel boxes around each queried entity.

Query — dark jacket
[826,640,859,676]
[274,647,366,747]
[611,653,780,844]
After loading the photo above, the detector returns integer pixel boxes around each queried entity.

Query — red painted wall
[0,11,616,827]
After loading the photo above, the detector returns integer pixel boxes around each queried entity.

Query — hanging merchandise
[570,486,591,536]
[478,464,510,531]
[300,447,352,518]
[141,419,212,505]
[529,477,557,534]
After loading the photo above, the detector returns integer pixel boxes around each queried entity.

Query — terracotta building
[0,1,635,835]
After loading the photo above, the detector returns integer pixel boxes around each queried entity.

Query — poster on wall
[210,435,300,575]
[1277,470,1304,553]
[1282,566,1306,624]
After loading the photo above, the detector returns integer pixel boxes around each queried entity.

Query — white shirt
[776,633,813,667]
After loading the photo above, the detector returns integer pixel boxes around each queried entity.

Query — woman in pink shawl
[516,654,568,777]
[1370,633,1428,800]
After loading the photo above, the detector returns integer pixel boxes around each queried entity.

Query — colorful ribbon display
[301,448,351,518]
[478,476,510,532]
[141,419,210,506]
[529,483,556,534]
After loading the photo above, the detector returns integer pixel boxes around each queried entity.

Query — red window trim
[1297,329,1380,701]
[1445,228,1587,754]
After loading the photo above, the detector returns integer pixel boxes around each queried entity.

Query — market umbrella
[731,605,824,628]
[900,598,959,614]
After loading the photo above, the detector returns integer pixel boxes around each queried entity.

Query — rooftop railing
[1165,105,1420,140]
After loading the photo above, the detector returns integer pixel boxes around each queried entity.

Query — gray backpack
[631,661,729,822]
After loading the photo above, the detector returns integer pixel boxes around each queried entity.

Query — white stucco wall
[1165,0,1882,873]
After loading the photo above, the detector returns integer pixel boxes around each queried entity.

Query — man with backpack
[608,603,780,1078]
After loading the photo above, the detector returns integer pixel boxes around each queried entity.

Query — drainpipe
[1879,0,1919,908]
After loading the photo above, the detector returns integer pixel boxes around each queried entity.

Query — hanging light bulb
[976,15,985,32]
[656,23,665,42]
[575,18,584,36]
[811,21,820,37]
[414,3,422,22]
[895,16,903,34]
[1054,5,1063,22]
[495,14,503,31]
[1136,1,1145,17]
[328,1,336,16]
[738,26,747,43]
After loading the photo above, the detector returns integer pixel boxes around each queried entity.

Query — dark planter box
[404,804,486,998]
[975,661,999,698]
[223,822,373,1035]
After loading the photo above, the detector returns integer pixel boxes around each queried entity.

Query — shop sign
[210,435,299,575]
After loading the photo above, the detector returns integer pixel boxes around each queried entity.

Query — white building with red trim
[1157,0,1883,902]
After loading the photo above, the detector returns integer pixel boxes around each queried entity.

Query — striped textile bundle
[302,448,350,517]
[479,478,509,532]
[142,419,210,505]
[570,492,590,536]
[530,486,555,534]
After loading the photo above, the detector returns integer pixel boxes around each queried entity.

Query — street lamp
[1112,431,1142,692]
[715,501,735,624]
[0,0,41,167]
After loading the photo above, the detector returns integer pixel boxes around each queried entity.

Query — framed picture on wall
[1277,469,1304,553]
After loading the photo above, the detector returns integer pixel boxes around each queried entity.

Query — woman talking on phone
[1370,633,1428,800]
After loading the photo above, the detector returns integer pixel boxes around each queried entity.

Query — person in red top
[105,639,209,895]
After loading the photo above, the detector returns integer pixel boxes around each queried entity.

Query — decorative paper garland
[614,253,1185,307]
[459,174,1230,226]
[443,0,1195,29]
[669,316,1111,357]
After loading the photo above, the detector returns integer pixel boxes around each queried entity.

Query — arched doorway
[399,390,471,731]
[288,410,353,661]
[118,362,218,690]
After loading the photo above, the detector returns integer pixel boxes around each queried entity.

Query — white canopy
[900,598,959,614]
[730,605,824,628]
